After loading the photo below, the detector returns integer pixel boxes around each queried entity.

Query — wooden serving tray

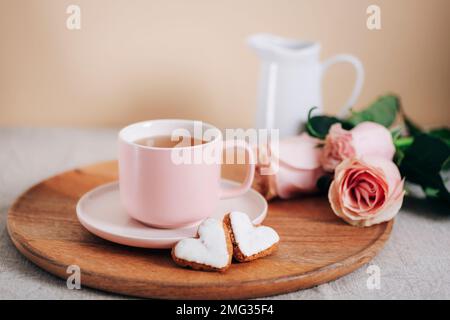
[7,161,392,299]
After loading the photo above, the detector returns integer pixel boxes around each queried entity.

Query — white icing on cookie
[173,218,230,268]
[229,211,279,257]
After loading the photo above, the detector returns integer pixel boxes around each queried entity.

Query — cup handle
[321,54,365,118]
[219,140,255,199]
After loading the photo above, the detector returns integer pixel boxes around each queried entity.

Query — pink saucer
[76,180,268,249]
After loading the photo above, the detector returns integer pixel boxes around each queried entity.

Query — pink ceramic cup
[118,119,255,228]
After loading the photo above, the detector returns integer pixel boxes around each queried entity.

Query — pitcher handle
[321,54,365,118]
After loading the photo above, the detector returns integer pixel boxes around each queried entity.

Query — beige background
[0,0,449,129]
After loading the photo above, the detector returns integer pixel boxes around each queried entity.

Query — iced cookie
[224,211,279,262]
[171,218,233,272]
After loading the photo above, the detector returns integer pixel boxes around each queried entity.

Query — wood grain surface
[7,161,392,299]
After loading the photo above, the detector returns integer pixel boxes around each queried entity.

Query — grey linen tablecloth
[0,128,449,299]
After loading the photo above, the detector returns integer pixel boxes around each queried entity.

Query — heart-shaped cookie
[224,211,279,262]
[171,218,233,272]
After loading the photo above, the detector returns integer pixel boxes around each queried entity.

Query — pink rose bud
[253,133,325,200]
[328,156,405,227]
[320,122,395,172]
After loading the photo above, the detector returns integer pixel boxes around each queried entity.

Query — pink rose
[328,156,404,227]
[253,133,325,200]
[321,122,395,172]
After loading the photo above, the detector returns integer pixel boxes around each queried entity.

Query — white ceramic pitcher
[248,33,364,138]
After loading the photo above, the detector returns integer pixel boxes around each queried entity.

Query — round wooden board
[7,161,392,299]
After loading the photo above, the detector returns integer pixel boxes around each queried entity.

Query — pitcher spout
[248,33,320,61]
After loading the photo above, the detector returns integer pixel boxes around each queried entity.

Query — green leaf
[424,187,440,198]
[306,107,352,140]
[429,127,450,147]
[394,137,414,149]
[306,116,341,139]
[404,116,423,137]
[394,148,405,167]
[440,157,450,193]
[400,134,450,203]
[348,95,400,128]
[316,174,333,194]
[391,127,403,141]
